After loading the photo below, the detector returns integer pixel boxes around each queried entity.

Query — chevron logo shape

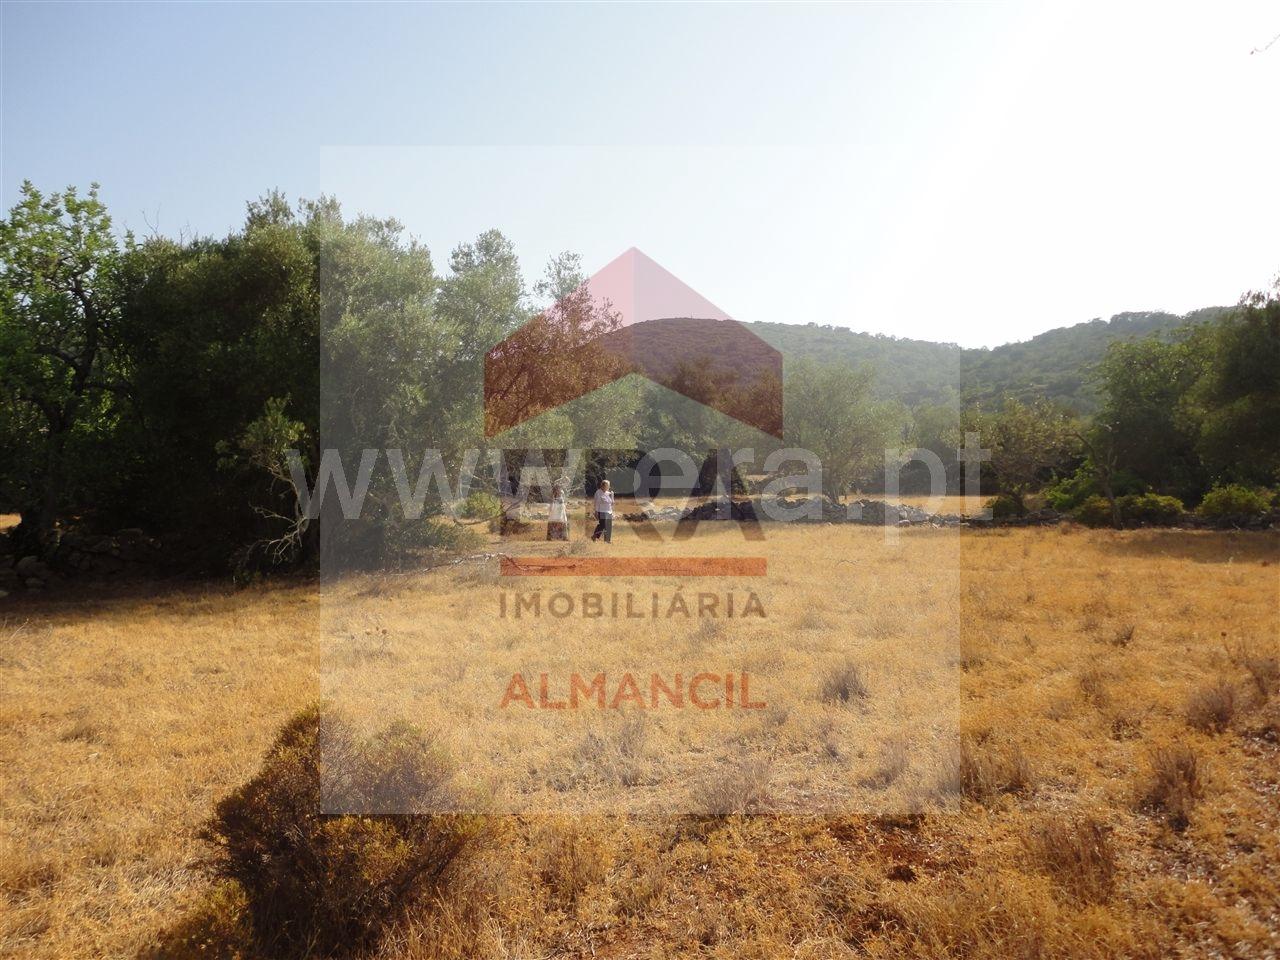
[484,248,783,438]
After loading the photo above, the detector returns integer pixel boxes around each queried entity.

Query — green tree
[973,397,1077,511]
[1091,333,1207,501]
[906,400,963,492]
[0,182,127,554]
[783,358,897,499]
[1190,282,1280,487]
[116,193,320,566]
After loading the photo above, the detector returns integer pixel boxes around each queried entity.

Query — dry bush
[820,660,869,704]
[797,608,829,631]
[1137,743,1203,832]
[613,842,669,917]
[1243,698,1280,743]
[533,818,611,911]
[1112,623,1137,648]
[1185,679,1237,734]
[1233,646,1280,700]
[59,716,107,744]
[1022,816,1117,903]
[572,714,649,786]
[948,735,1034,803]
[1078,667,1111,708]
[1106,707,1144,741]
[1243,654,1280,699]
[170,704,485,959]
[873,868,1125,960]
[690,755,773,814]
[860,737,910,789]
[142,881,252,960]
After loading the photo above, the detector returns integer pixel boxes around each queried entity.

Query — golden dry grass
[1,525,1278,959]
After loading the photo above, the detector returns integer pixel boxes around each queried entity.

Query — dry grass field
[1,523,1278,959]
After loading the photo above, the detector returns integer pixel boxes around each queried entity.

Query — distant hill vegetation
[746,307,1230,412]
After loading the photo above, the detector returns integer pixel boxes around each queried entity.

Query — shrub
[1073,495,1115,527]
[691,755,773,814]
[1245,700,1280,744]
[860,737,910,789]
[986,493,1023,519]
[461,491,500,520]
[951,736,1033,803]
[1116,492,1184,525]
[197,704,484,958]
[1022,817,1117,903]
[143,880,253,960]
[1197,484,1271,520]
[1244,654,1280,699]
[573,714,650,787]
[1078,667,1111,708]
[1137,743,1202,831]
[1043,466,1145,513]
[533,818,612,910]
[1185,679,1237,734]
[1107,707,1143,740]
[1073,493,1185,527]
[459,491,502,520]
[1224,639,1280,700]
[820,660,869,704]
[1042,472,1090,512]
[387,516,483,560]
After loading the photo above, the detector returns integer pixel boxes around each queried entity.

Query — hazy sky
[3,2,1277,347]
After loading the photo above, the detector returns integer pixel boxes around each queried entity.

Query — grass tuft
[820,660,869,704]
[1185,679,1237,734]
[1137,743,1203,831]
[1022,816,1117,903]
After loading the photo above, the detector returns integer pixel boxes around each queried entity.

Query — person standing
[547,484,569,541]
[591,479,614,543]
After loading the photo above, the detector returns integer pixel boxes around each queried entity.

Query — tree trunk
[1100,466,1121,529]
[33,429,65,557]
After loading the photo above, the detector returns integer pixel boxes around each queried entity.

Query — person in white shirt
[546,484,569,541]
[591,480,614,543]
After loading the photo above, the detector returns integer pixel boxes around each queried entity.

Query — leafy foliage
[782,358,899,497]
[986,493,1023,519]
[460,491,501,520]
[0,182,128,551]
[968,398,1077,507]
[1196,484,1272,520]
[3,182,1276,567]
[1115,493,1185,525]
[1191,289,1280,486]
[1073,495,1116,528]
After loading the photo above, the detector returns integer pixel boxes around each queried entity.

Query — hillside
[747,306,1230,412]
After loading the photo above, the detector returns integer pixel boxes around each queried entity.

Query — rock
[15,555,49,578]
[679,499,760,522]
[24,578,45,590]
